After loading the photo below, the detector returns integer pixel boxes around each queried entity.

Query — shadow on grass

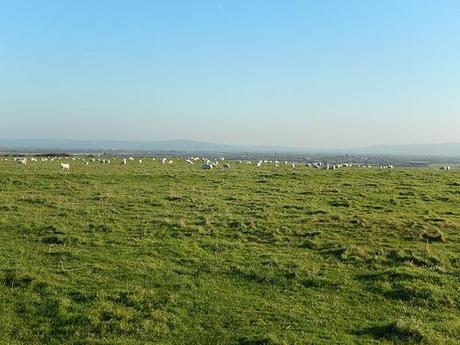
[356,320,424,344]
[238,336,278,345]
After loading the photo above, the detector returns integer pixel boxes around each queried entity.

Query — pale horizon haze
[1,1,459,149]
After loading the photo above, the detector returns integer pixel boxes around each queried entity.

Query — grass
[0,158,459,344]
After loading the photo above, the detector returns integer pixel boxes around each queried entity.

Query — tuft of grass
[2,270,34,289]
[421,229,446,243]
[88,223,113,233]
[364,319,425,343]
[166,190,182,201]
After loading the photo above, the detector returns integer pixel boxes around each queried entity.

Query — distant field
[0,159,459,344]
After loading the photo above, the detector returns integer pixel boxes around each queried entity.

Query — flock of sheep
[2,156,454,172]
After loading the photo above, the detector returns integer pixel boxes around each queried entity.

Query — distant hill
[0,138,229,152]
[0,138,295,153]
[1,138,459,157]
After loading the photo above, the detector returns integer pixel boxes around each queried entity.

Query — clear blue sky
[1,1,459,148]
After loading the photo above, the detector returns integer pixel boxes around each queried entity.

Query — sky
[1,0,459,149]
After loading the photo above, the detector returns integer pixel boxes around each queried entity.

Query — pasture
[0,158,459,344]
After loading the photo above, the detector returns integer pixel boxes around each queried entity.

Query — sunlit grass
[0,159,459,344]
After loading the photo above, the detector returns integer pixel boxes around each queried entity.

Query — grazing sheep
[61,163,70,171]
[224,163,230,168]
[202,161,214,169]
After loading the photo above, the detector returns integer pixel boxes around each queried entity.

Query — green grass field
[0,158,459,344]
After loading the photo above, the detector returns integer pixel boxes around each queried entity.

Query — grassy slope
[0,160,459,344]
